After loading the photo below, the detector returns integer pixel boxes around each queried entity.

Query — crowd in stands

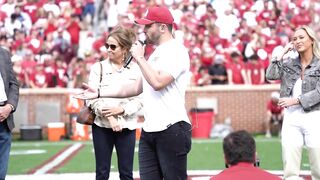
[0,0,319,88]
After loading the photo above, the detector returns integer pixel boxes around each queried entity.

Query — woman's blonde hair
[296,25,320,59]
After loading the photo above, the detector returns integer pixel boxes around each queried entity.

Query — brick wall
[186,84,280,133]
[15,85,280,134]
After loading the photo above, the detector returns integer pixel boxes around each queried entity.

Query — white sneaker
[265,132,271,138]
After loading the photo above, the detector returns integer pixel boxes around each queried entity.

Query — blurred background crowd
[0,0,319,88]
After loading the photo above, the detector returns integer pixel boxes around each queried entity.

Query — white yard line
[33,143,83,175]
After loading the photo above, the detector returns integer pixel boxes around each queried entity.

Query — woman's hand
[73,83,98,100]
[101,106,124,117]
[278,97,299,108]
[277,42,294,60]
[108,117,123,132]
[283,42,294,54]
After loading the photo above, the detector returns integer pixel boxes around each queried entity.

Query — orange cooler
[48,122,66,141]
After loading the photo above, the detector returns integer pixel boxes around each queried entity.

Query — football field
[7,137,312,179]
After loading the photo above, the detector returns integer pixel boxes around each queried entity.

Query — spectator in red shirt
[43,11,58,37]
[265,26,282,55]
[25,27,44,54]
[223,33,244,55]
[246,54,265,85]
[21,50,37,77]
[256,0,273,25]
[200,40,215,67]
[234,0,254,18]
[23,0,44,24]
[190,57,202,86]
[226,52,247,84]
[199,4,217,27]
[290,5,312,28]
[12,55,28,88]
[65,14,83,52]
[210,130,281,180]
[43,55,56,87]
[92,32,107,54]
[11,29,26,52]
[265,91,283,138]
[0,10,7,22]
[194,66,210,86]
[28,63,48,88]
[54,57,68,87]
[71,57,88,88]
[236,19,253,45]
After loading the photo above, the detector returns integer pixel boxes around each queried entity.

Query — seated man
[210,130,281,180]
[265,91,283,138]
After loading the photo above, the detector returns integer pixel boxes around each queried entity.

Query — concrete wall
[14,85,280,134]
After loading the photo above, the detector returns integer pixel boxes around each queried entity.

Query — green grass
[56,143,140,173]
[8,137,311,174]
[56,143,96,173]
[8,141,69,174]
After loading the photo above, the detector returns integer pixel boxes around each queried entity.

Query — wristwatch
[296,97,301,105]
[8,104,15,112]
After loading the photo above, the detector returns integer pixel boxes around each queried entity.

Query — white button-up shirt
[0,72,7,103]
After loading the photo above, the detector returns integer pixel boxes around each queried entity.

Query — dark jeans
[92,123,136,180]
[139,121,192,180]
[0,121,11,180]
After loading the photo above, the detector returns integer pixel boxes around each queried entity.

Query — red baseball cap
[135,6,174,25]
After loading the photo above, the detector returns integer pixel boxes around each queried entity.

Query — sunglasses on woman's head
[105,43,117,50]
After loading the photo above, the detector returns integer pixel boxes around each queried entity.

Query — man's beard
[146,33,160,45]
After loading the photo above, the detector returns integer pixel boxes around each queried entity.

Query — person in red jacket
[210,130,281,180]
[265,91,283,138]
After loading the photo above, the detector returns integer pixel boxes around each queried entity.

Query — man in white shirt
[75,6,192,180]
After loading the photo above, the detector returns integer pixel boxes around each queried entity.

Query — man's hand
[0,105,11,122]
[73,83,98,100]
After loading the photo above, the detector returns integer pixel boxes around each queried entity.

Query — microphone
[123,40,145,68]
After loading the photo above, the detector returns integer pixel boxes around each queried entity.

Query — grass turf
[8,137,310,174]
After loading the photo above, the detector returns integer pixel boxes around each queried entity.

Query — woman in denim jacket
[266,25,320,180]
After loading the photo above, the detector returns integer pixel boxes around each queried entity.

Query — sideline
[6,170,312,180]
[6,171,215,180]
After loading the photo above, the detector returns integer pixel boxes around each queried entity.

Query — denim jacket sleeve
[266,60,283,81]
[299,65,320,111]
[299,83,320,111]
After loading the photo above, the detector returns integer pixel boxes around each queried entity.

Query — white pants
[282,108,320,180]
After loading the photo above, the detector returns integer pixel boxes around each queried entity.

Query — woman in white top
[266,25,320,180]
[87,26,142,180]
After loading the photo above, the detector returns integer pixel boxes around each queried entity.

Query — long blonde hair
[296,25,320,59]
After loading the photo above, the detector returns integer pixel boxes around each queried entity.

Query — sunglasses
[105,43,117,50]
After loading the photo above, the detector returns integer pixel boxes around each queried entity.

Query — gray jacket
[0,47,20,131]
[266,56,320,112]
